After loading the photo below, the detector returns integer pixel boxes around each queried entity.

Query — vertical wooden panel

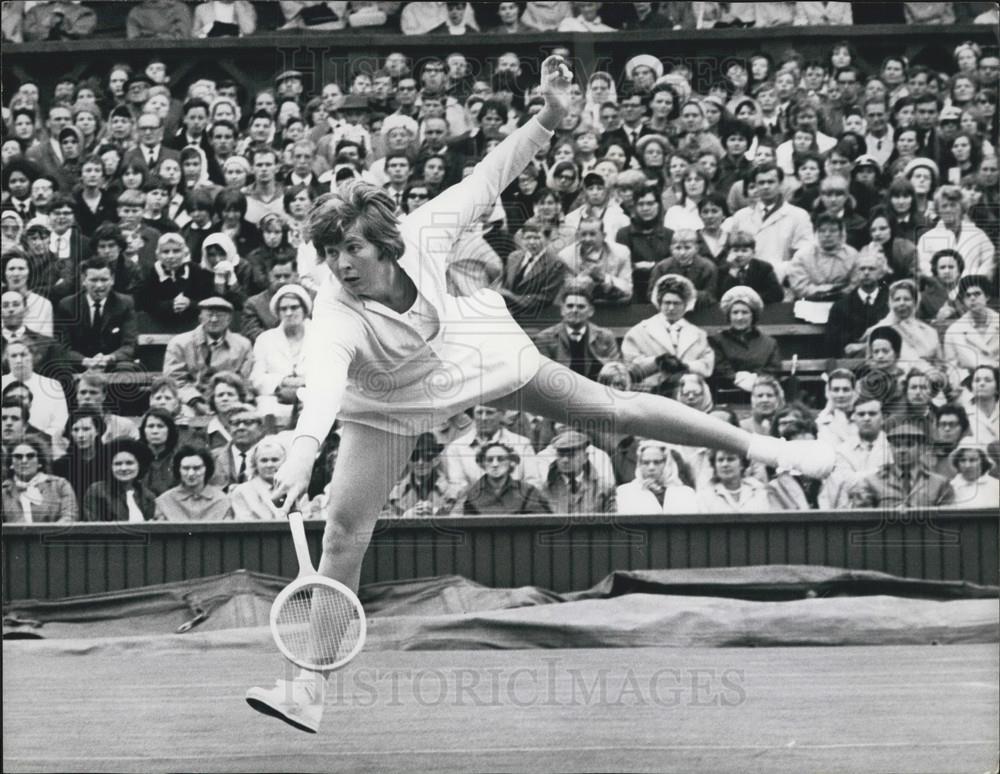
[768,525,787,565]
[707,525,729,567]
[6,535,29,601]
[981,520,999,586]
[824,523,846,570]
[124,544,147,589]
[105,544,126,591]
[958,520,981,585]
[84,543,105,595]
[162,535,186,583]
[548,530,571,592]
[747,525,769,566]
[510,528,533,587]
[416,533,439,580]
[785,524,807,565]
[25,536,47,600]
[728,525,749,568]
[569,526,591,590]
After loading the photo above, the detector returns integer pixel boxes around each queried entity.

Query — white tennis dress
[296,118,554,440]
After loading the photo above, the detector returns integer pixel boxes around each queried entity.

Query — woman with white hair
[363,114,419,187]
[622,273,715,392]
[250,283,312,422]
[247,56,835,733]
[616,439,699,514]
[709,285,781,392]
[230,437,294,520]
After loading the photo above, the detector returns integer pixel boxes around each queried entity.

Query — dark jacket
[616,221,674,303]
[708,327,782,387]
[825,285,890,356]
[462,476,551,515]
[135,262,215,330]
[82,480,157,521]
[500,247,567,322]
[715,258,784,304]
[72,189,118,237]
[54,290,138,369]
[534,322,622,381]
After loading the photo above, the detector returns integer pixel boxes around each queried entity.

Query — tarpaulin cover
[3,566,998,648]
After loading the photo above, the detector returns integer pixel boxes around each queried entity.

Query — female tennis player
[246,56,835,732]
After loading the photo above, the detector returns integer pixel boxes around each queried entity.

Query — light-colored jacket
[622,315,715,391]
[725,200,814,280]
[916,220,996,279]
[616,479,700,515]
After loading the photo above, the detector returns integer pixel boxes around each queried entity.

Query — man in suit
[54,258,138,372]
[533,283,621,381]
[165,97,212,153]
[498,218,567,323]
[715,230,784,304]
[25,104,73,183]
[1,290,68,383]
[825,250,890,357]
[121,112,181,173]
[46,194,89,266]
[241,254,300,343]
[209,403,264,491]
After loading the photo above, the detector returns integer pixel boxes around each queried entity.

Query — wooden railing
[3,508,996,602]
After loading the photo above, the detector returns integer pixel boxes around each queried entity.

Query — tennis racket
[269,511,366,672]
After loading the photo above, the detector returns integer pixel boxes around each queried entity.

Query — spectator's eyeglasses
[407,191,428,198]
[398,85,417,91]
[482,455,509,464]
[12,452,37,460]
[230,418,261,426]
[822,189,847,196]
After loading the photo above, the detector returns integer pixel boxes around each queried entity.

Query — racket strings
[273,584,362,668]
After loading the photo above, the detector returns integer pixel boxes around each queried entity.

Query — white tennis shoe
[245,676,325,733]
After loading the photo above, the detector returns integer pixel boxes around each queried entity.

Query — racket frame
[269,511,367,672]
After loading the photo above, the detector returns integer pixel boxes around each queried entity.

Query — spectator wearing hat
[316,95,374,164]
[135,233,215,329]
[828,249,891,357]
[54,258,137,372]
[541,429,616,514]
[499,218,568,321]
[916,185,996,279]
[242,253,301,343]
[849,155,884,218]
[566,171,630,237]
[383,433,457,518]
[275,70,304,104]
[850,421,954,508]
[557,217,633,305]
[715,230,783,304]
[787,212,859,301]
[251,283,312,422]
[127,0,193,38]
[362,114,419,188]
[192,0,256,37]
[622,273,714,393]
[947,437,999,509]
[210,403,264,491]
[709,286,781,392]
[163,297,254,414]
[944,275,999,372]
[154,445,232,521]
[461,441,551,514]
[534,283,621,381]
[616,439,699,514]
[81,439,156,521]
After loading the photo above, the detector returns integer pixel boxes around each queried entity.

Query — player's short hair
[306,180,405,263]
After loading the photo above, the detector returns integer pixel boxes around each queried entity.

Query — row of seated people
[3,355,999,522]
[6,1,984,44]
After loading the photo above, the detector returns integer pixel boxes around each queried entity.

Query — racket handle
[287,511,314,573]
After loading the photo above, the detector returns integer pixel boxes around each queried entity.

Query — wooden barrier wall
[3,509,996,602]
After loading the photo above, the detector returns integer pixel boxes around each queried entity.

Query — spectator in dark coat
[648,229,718,310]
[461,441,551,514]
[827,250,891,357]
[54,259,138,371]
[82,438,157,521]
[135,232,214,330]
[714,230,784,304]
[615,184,673,304]
[709,286,781,392]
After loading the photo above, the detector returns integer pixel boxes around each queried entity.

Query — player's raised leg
[504,358,835,477]
[246,422,416,733]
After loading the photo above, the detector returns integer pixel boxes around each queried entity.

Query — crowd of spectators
[2,2,998,523]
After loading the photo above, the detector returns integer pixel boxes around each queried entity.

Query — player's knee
[320,510,368,558]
